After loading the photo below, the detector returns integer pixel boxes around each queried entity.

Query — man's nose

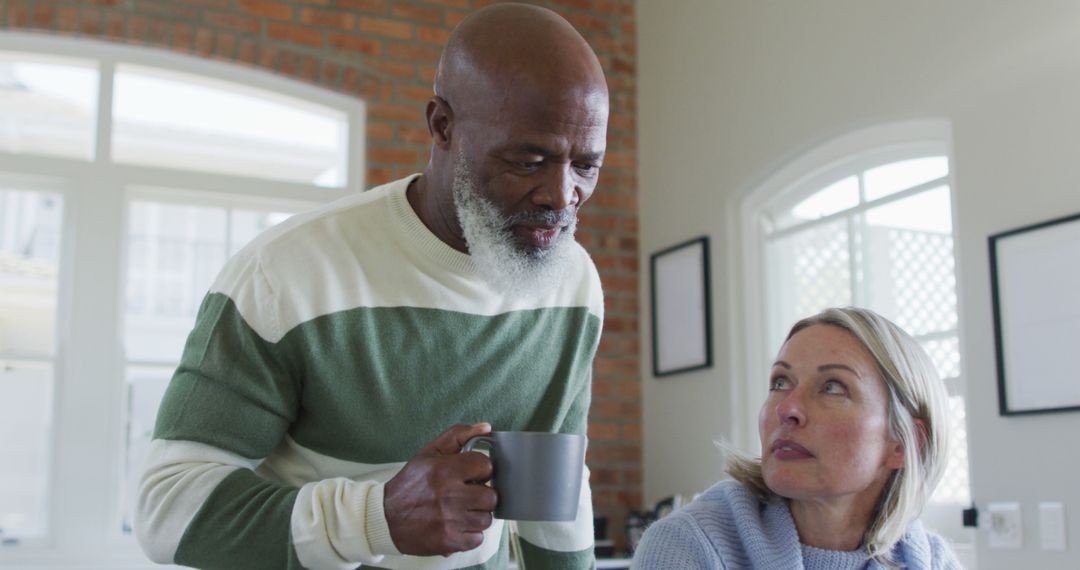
[533,164,578,210]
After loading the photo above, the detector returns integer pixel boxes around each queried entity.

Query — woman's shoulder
[895,520,965,570]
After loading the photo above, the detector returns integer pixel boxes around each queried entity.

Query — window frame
[729,120,972,541]
[0,31,364,567]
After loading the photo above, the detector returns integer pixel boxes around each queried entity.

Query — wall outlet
[987,502,1023,549]
[1039,502,1067,551]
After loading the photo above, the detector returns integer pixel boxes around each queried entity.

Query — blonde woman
[632,307,961,569]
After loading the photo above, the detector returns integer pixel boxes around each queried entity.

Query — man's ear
[426,96,454,150]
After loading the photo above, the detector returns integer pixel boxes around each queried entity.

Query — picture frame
[989,211,1080,416]
[650,236,713,377]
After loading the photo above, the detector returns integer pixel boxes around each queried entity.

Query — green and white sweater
[135,175,603,570]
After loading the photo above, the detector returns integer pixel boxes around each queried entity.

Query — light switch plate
[987,502,1023,549]
[1039,502,1066,551]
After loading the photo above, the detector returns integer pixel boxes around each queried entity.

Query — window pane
[931,394,971,504]
[229,210,294,257]
[0,187,63,357]
[771,176,859,232]
[0,54,98,161]
[764,219,851,355]
[120,365,172,534]
[0,360,53,539]
[113,65,347,187]
[124,201,227,363]
[862,187,957,335]
[864,156,948,201]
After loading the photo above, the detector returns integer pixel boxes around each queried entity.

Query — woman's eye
[769,376,792,391]
[822,380,848,395]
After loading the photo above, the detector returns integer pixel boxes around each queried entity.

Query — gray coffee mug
[463,431,586,521]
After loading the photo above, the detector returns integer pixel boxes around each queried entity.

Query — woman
[632,307,961,569]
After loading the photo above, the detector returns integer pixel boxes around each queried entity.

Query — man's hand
[384,422,498,556]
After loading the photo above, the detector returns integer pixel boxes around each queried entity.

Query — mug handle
[462,435,494,453]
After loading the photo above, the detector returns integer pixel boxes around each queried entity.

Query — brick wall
[1,0,640,553]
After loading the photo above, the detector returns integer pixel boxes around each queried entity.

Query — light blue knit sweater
[631,480,962,569]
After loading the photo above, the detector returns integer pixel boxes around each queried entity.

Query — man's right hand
[383,422,498,556]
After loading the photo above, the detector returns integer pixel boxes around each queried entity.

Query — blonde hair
[726,307,950,567]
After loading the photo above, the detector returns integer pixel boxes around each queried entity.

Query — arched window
[739,120,971,543]
[0,32,364,564]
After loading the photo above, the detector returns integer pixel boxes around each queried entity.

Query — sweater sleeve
[134,261,397,569]
[631,512,725,570]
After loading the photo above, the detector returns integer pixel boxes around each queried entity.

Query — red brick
[268,22,323,47]
[105,12,125,38]
[424,0,469,8]
[445,10,468,27]
[214,32,236,59]
[320,61,340,85]
[81,0,123,5]
[328,32,382,56]
[366,59,415,79]
[128,14,147,39]
[591,379,616,398]
[387,42,439,63]
[194,28,214,57]
[566,12,610,34]
[621,424,641,441]
[338,0,388,12]
[203,12,260,34]
[391,3,442,25]
[369,147,419,164]
[237,38,258,64]
[588,423,619,441]
[554,0,594,9]
[170,22,194,51]
[617,381,640,399]
[367,121,394,141]
[298,55,318,82]
[397,84,434,102]
[591,468,618,486]
[147,18,171,47]
[359,16,413,39]
[257,44,278,68]
[366,167,395,186]
[416,25,451,45]
[299,7,355,30]
[80,8,102,34]
[398,125,431,144]
[57,6,78,31]
[137,1,199,19]
[596,0,634,17]
[31,4,54,28]
[418,64,438,83]
[609,114,634,132]
[237,0,292,21]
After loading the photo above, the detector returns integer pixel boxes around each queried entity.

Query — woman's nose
[775,392,807,427]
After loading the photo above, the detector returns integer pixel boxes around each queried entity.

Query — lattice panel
[767,220,852,331]
[920,336,962,381]
[888,229,958,336]
[931,395,971,504]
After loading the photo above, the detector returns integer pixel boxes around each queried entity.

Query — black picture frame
[650,236,713,377]
[989,211,1080,416]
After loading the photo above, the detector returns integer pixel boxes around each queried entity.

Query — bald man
[135,4,608,569]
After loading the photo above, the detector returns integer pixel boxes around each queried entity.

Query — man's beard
[452,159,578,295]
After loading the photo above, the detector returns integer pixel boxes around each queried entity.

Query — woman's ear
[885,418,927,470]
[426,96,454,150]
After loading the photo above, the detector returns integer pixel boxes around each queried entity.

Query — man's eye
[573,163,599,176]
[822,380,848,395]
[515,161,542,170]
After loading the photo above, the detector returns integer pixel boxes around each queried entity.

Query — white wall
[638,1,1080,567]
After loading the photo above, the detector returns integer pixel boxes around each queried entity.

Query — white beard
[452,158,578,296]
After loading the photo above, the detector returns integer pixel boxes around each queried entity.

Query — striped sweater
[135,174,603,570]
[631,480,962,570]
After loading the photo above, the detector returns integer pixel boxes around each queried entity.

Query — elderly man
[135,3,608,569]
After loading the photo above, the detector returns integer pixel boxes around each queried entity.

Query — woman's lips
[770,439,814,460]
